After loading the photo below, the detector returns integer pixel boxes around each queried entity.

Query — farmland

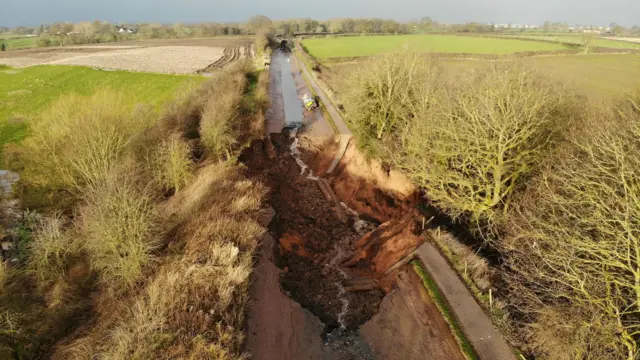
[0,38,253,72]
[0,36,38,50]
[499,33,640,49]
[0,65,204,155]
[320,53,640,100]
[301,34,571,58]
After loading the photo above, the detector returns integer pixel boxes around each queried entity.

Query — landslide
[241,132,386,330]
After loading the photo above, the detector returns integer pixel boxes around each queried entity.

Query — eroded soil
[242,133,384,331]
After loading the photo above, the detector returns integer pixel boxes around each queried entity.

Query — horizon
[1,0,638,28]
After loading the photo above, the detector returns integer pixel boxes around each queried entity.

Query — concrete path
[416,242,516,360]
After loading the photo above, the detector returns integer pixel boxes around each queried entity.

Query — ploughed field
[0,38,253,73]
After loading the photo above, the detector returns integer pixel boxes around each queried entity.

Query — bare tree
[504,90,640,359]
[50,22,74,47]
[343,54,436,142]
[393,64,570,225]
[74,21,94,43]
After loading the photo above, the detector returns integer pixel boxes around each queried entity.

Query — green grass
[0,65,204,158]
[302,35,570,58]
[1,37,38,50]
[499,34,640,50]
[411,260,478,360]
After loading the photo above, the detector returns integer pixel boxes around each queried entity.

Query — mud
[241,133,385,331]
[302,138,419,224]
[360,268,466,360]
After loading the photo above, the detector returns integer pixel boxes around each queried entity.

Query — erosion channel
[243,49,466,360]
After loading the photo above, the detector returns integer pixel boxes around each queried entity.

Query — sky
[1,0,638,28]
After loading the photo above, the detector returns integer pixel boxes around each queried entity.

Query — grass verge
[411,260,478,360]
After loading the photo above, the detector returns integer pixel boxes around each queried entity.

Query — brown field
[0,38,254,74]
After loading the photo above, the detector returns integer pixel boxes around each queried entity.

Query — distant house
[117,26,137,34]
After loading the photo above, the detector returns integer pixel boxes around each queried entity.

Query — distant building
[117,26,137,34]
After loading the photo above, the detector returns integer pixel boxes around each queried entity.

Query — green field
[499,34,640,50]
[0,65,204,155]
[0,36,38,50]
[302,35,571,58]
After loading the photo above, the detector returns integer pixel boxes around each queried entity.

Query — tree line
[2,15,640,48]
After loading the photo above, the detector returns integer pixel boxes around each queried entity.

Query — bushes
[57,162,265,360]
[343,54,439,146]
[345,55,573,227]
[199,66,248,159]
[19,90,154,194]
[345,54,640,358]
[27,215,74,286]
[78,171,159,291]
[1,59,267,359]
[153,132,193,192]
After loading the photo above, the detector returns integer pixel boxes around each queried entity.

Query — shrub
[36,37,52,48]
[199,68,247,159]
[343,53,439,145]
[78,170,159,291]
[58,162,264,360]
[27,215,74,286]
[19,90,155,194]
[153,132,193,193]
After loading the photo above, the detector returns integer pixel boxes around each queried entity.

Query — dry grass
[1,59,267,359]
[57,161,265,360]
[199,68,247,159]
[430,229,491,291]
[0,261,6,293]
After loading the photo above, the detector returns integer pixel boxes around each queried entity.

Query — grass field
[499,34,640,50]
[323,54,640,100]
[302,35,571,58]
[0,65,204,158]
[0,36,38,50]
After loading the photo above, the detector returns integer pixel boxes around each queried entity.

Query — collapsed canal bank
[242,48,469,360]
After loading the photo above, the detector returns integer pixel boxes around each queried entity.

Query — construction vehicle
[303,94,318,111]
